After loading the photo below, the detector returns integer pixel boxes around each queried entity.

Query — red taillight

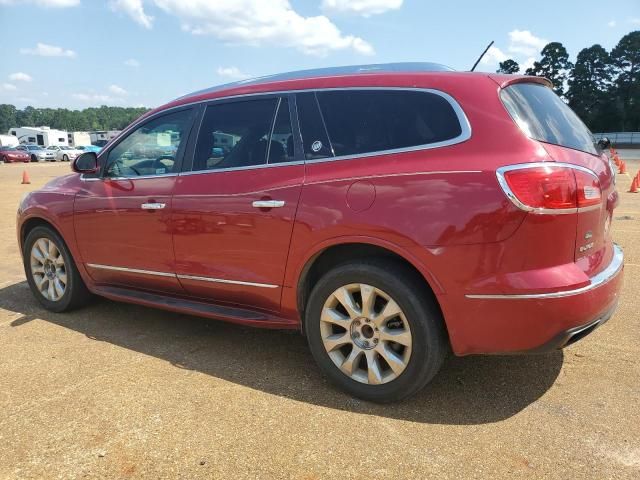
[498,164,601,212]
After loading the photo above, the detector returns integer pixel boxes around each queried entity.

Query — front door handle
[141,202,166,210]
[252,200,285,209]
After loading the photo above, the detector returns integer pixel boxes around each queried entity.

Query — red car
[1,146,30,163]
[17,63,623,402]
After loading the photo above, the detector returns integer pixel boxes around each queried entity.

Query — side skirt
[92,285,300,330]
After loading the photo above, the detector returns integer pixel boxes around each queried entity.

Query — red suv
[17,63,624,402]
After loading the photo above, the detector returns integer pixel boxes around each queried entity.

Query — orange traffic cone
[619,161,627,174]
[21,170,30,184]
[630,176,638,193]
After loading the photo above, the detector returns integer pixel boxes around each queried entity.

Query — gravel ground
[0,156,638,479]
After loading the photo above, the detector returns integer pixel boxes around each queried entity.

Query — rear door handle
[252,200,285,209]
[141,202,166,210]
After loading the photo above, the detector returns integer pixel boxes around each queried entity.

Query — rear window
[315,90,463,157]
[500,83,597,155]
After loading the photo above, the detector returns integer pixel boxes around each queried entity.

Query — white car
[46,146,82,162]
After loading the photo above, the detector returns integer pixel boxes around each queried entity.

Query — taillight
[497,163,601,213]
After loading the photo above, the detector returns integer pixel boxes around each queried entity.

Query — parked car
[16,144,55,162]
[47,145,82,162]
[76,145,102,154]
[0,146,30,163]
[16,63,624,402]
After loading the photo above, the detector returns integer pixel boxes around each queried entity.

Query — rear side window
[500,83,597,155]
[315,90,463,157]
[296,92,333,160]
[193,98,278,171]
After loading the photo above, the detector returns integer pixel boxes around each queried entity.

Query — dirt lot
[0,157,639,479]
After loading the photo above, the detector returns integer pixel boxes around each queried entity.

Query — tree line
[0,104,150,134]
[497,30,639,133]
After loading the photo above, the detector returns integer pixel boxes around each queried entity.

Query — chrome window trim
[84,87,471,179]
[85,263,279,289]
[179,160,305,177]
[465,244,623,299]
[81,172,179,182]
[177,274,278,289]
[496,162,602,215]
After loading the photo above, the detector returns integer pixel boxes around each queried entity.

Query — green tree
[497,59,520,74]
[525,42,574,98]
[0,104,17,133]
[567,45,612,131]
[610,30,640,131]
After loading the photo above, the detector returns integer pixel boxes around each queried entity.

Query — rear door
[172,95,304,312]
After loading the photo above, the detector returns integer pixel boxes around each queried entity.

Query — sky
[0,0,638,110]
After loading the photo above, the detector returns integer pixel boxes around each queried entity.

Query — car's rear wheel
[305,259,447,403]
[62,154,68,161]
[23,226,92,312]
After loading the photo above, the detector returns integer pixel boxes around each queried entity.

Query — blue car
[77,145,102,154]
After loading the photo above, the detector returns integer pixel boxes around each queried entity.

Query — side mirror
[597,137,611,150]
[72,152,99,174]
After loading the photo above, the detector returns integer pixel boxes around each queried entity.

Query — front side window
[315,90,463,157]
[500,83,597,155]
[193,98,281,171]
[105,109,192,178]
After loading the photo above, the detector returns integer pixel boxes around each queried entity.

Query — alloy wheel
[320,283,412,385]
[30,238,67,301]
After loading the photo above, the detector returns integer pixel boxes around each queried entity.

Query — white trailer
[89,130,121,146]
[7,126,68,147]
[0,134,19,147]
[68,131,92,147]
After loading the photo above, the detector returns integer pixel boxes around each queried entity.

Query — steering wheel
[152,155,174,173]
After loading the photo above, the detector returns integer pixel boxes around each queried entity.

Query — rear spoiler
[488,74,553,90]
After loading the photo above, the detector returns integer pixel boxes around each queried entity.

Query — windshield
[26,146,40,150]
[500,83,597,155]
[47,146,57,150]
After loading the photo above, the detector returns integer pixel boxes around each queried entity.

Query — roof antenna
[470,40,494,72]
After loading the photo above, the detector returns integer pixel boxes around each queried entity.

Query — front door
[172,95,304,312]
[74,107,196,293]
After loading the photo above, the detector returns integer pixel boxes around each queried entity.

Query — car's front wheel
[62,154,68,161]
[305,259,447,403]
[23,226,92,312]
[30,154,37,162]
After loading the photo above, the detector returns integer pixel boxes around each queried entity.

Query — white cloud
[507,29,548,57]
[480,46,508,66]
[109,0,153,29]
[9,72,32,82]
[607,20,616,27]
[216,66,251,80]
[1,83,17,91]
[20,42,76,57]
[0,0,79,7]
[112,0,373,56]
[108,84,128,95]
[521,57,536,72]
[72,93,118,103]
[124,58,140,67]
[629,18,640,25]
[321,0,402,16]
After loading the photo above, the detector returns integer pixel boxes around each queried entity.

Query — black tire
[23,225,92,312]
[1,155,6,163]
[62,154,68,162]
[305,258,447,403]
[31,154,37,162]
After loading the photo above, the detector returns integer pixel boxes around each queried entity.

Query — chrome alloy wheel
[320,283,412,385]
[30,238,67,301]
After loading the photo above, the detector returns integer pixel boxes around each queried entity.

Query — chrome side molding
[85,263,279,289]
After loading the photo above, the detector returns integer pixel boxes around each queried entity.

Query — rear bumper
[448,244,624,355]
